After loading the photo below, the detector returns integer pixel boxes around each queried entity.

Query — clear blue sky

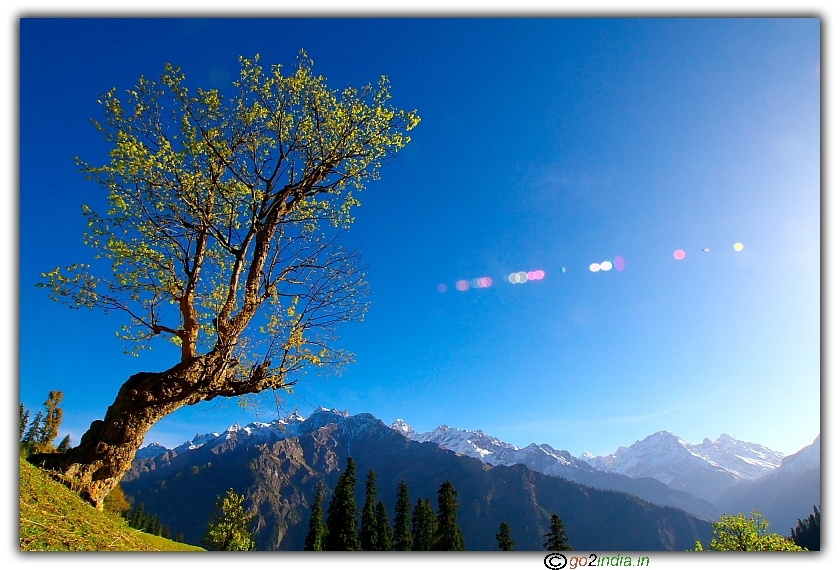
[19,17,820,457]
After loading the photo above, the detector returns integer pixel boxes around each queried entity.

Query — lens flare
[614,256,625,271]
[702,248,710,253]
[600,261,613,271]
[561,267,567,273]
[589,263,601,272]
[455,280,469,291]
[517,271,528,282]
[734,242,744,252]
[437,283,447,293]
[674,249,686,260]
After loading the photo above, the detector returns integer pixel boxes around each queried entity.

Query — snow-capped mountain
[773,434,820,477]
[392,420,596,480]
[579,431,791,503]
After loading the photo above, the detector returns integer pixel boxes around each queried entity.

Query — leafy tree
[790,505,820,551]
[303,483,327,551]
[693,510,804,551]
[359,469,379,550]
[411,498,436,551]
[325,457,360,551]
[392,479,412,551]
[201,488,257,551]
[30,50,420,508]
[33,391,64,454]
[543,514,572,551]
[496,521,515,551]
[375,500,394,551]
[433,480,465,551]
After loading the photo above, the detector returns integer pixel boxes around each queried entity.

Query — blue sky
[18,17,820,457]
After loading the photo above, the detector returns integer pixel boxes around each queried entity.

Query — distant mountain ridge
[578,431,786,503]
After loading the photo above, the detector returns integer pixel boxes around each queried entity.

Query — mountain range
[127,408,818,546]
[123,408,711,550]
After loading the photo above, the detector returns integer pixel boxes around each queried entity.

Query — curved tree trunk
[28,351,234,509]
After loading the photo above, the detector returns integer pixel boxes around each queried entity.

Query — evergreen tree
[496,521,515,551]
[21,411,43,456]
[790,505,820,551]
[359,469,379,550]
[56,435,72,453]
[433,480,465,551]
[201,488,257,551]
[35,390,64,453]
[20,404,29,440]
[543,514,572,551]
[325,457,360,551]
[130,503,146,530]
[303,483,327,551]
[393,480,413,551]
[162,525,172,540]
[411,498,437,551]
[376,500,394,551]
[175,533,185,543]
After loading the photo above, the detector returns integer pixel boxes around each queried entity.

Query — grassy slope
[19,457,204,551]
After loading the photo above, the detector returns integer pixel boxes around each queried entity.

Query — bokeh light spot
[702,248,710,252]
[614,256,625,271]
[517,271,528,283]
[600,261,613,271]
[533,270,545,280]
[437,283,447,293]
[561,267,567,273]
[589,263,601,272]
[456,280,469,291]
[733,242,744,252]
[674,249,686,260]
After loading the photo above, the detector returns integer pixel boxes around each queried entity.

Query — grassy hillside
[19,457,204,551]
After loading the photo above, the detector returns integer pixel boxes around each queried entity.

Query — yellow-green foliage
[19,458,203,551]
[693,510,805,552]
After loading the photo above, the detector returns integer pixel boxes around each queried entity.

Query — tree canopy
[201,488,256,551]
[694,510,805,552]
[30,50,419,508]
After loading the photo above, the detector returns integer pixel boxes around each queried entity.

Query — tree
[392,479,412,551]
[543,514,572,551]
[201,488,257,551]
[56,435,72,453]
[303,483,327,551]
[20,404,29,440]
[411,498,436,551]
[693,510,804,551]
[103,483,131,517]
[20,411,43,457]
[432,480,465,551]
[359,469,379,550]
[790,505,820,551]
[496,521,515,551]
[33,391,64,454]
[325,457,360,551]
[375,500,394,551]
[29,50,420,508]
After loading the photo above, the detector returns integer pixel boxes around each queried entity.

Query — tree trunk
[28,351,232,509]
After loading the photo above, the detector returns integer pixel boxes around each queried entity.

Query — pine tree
[303,483,327,551]
[20,404,29,440]
[543,514,572,551]
[433,480,465,551]
[376,500,394,550]
[393,480,413,551]
[56,435,72,453]
[790,505,820,551]
[21,411,43,457]
[359,469,379,550]
[34,391,63,453]
[325,457,360,551]
[496,522,515,551]
[411,498,437,551]
[201,488,257,551]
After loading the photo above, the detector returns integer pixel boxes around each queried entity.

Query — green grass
[19,457,204,551]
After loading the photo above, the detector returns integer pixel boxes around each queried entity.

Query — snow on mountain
[578,431,786,503]
[390,420,596,482]
[771,434,820,478]
[135,442,170,459]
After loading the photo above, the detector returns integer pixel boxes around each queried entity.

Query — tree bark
[28,351,233,509]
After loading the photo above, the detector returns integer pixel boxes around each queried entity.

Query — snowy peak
[774,434,820,477]
[390,419,414,435]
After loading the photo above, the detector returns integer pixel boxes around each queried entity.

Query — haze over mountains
[131,408,819,545]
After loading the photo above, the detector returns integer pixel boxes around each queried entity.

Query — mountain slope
[714,435,820,534]
[392,420,719,521]
[123,410,711,551]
